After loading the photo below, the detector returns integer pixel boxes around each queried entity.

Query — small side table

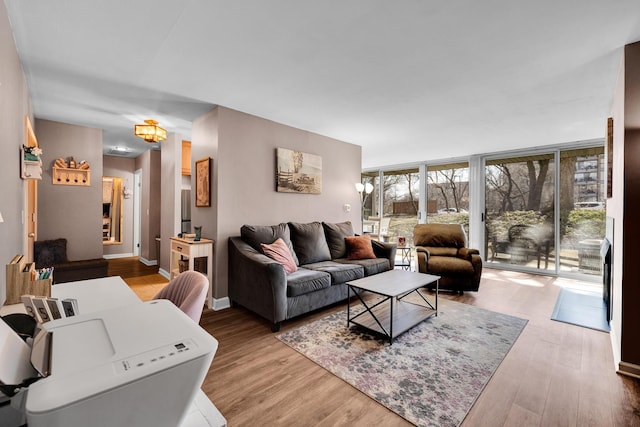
[396,246,412,270]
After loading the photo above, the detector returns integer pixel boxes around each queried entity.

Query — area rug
[551,287,610,332]
[277,299,527,427]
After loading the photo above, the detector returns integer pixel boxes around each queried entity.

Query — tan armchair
[413,223,482,293]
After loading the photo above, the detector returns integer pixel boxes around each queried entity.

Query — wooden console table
[170,237,214,308]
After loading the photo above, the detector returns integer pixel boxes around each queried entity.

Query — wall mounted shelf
[20,147,42,180]
[52,166,91,186]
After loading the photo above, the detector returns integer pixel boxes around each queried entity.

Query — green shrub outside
[564,209,605,245]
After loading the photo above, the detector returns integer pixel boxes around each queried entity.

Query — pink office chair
[153,271,208,323]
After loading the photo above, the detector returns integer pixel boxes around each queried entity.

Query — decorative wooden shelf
[52,166,91,186]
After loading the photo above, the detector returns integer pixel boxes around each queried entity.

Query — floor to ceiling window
[362,140,604,279]
[558,147,606,276]
[360,172,379,221]
[426,162,470,234]
[485,153,556,272]
[379,168,419,245]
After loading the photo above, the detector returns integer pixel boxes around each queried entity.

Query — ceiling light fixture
[134,119,167,143]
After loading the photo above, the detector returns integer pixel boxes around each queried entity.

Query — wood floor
[111,258,640,426]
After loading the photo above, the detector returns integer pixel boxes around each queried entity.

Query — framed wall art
[195,157,211,207]
[275,147,322,194]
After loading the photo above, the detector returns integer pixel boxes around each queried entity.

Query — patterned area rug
[277,298,527,427]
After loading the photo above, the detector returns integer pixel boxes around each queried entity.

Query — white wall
[159,133,182,276]
[0,1,32,303]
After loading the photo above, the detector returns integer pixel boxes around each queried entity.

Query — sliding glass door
[485,154,556,271]
[558,147,605,276]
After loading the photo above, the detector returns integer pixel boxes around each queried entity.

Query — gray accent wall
[0,1,32,303]
[103,155,135,257]
[159,133,182,275]
[135,149,161,263]
[191,106,363,302]
[36,119,104,261]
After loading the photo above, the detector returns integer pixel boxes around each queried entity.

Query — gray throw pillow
[322,221,355,259]
[288,222,332,265]
[240,223,299,265]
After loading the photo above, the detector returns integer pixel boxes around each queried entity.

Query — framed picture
[275,147,322,194]
[606,117,613,198]
[195,157,211,207]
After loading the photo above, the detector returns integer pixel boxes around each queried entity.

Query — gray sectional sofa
[228,221,397,331]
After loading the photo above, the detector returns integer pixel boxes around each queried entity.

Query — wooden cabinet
[170,237,214,307]
[182,140,191,176]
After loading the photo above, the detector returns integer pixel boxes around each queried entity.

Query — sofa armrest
[228,236,288,325]
[371,240,397,269]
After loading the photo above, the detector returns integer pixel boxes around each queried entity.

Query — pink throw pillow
[261,238,298,274]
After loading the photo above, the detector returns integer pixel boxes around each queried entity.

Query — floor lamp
[355,182,373,233]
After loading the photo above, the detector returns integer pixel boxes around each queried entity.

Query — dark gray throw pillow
[288,222,332,265]
[34,238,68,268]
[240,223,299,265]
[322,221,355,259]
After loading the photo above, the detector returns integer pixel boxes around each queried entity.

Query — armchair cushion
[345,235,377,260]
[289,222,331,265]
[322,221,355,259]
[241,223,299,266]
[427,256,475,276]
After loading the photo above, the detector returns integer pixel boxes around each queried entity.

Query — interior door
[25,116,38,261]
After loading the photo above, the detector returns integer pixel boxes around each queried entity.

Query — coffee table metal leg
[389,297,394,344]
[347,285,351,327]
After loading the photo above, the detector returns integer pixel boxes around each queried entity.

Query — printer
[2,299,220,427]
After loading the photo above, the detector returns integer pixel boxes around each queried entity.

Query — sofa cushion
[241,223,299,265]
[427,256,475,276]
[288,222,331,265]
[286,268,331,297]
[334,258,390,276]
[345,235,376,260]
[34,238,68,268]
[322,221,355,259]
[302,261,364,285]
[261,238,298,274]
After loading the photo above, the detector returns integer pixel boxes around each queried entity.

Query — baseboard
[103,252,135,259]
[139,257,158,266]
[610,325,621,372]
[158,268,170,280]
[618,361,640,379]
[211,297,230,311]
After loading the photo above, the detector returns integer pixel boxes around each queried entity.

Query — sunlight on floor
[124,274,169,301]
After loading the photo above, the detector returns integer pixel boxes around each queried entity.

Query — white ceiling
[5,0,640,168]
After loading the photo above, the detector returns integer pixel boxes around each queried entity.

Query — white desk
[0,276,226,427]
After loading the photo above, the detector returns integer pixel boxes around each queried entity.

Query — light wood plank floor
[111,259,640,426]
